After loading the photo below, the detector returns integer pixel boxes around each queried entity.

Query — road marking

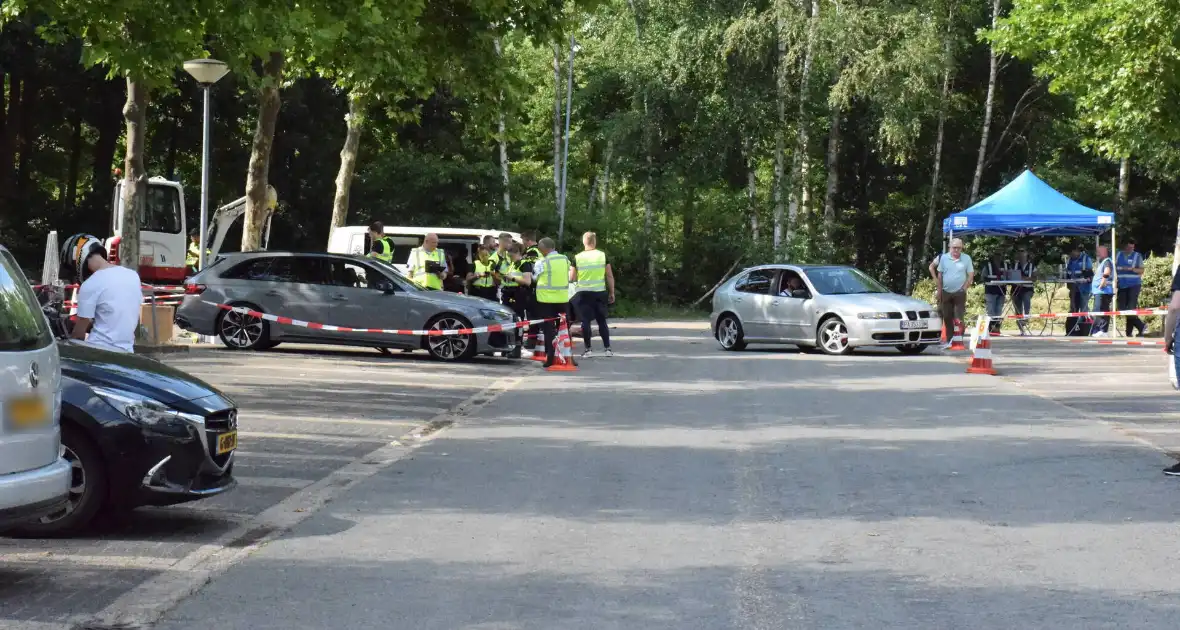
[0,553,178,571]
[234,476,315,489]
[0,621,73,630]
[246,411,446,424]
[233,451,356,463]
[237,431,391,444]
[211,377,482,391]
[81,368,528,629]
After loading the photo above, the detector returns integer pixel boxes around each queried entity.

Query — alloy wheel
[221,310,264,348]
[428,317,472,360]
[820,319,850,354]
[39,444,84,524]
[718,318,740,348]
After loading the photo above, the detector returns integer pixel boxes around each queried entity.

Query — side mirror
[791,289,810,299]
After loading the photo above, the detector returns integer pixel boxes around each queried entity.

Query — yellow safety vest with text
[410,247,444,290]
[473,258,496,288]
[369,237,394,264]
[536,252,570,304]
[575,249,607,292]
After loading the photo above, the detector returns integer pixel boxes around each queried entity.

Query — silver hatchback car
[175,252,519,361]
[0,246,71,528]
[711,264,941,355]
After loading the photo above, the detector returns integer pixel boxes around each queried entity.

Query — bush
[1140,254,1174,311]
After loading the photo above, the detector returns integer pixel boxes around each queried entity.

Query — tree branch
[984,82,1044,168]
[691,257,744,307]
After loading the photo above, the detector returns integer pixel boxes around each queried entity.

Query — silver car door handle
[734,297,744,303]
[330,294,348,301]
[771,300,780,306]
[264,290,282,297]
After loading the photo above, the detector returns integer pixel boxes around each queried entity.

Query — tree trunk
[1118,157,1131,210]
[552,44,563,212]
[680,197,694,287]
[772,13,788,251]
[494,38,510,217]
[165,101,180,180]
[0,77,20,191]
[600,138,613,212]
[970,0,1001,206]
[119,76,148,272]
[16,73,36,194]
[242,51,284,251]
[746,137,759,243]
[923,28,953,262]
[630,0,657,301]
[64,110,83,211]
[823,107,840,242]
[328,90,367,242]
[786,0,819,249]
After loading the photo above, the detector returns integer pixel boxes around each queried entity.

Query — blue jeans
[1091,293,1112,333]
[985,293,1005,332]
[1013,289,1033,333]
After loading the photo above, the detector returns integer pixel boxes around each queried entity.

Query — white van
[327,226,522,278]
[0,246,70,528]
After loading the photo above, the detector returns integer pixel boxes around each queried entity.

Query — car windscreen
[806,267,890,295]
[0,251,53,351]
[366,259,420,291]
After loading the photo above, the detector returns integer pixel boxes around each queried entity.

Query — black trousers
[1117,285,1146,336]
[574,291,611,349]
[533,301,566,364]
[503,289,527,351]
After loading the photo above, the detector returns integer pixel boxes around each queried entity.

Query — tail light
[107,236,122,265]
[185,283,207,295]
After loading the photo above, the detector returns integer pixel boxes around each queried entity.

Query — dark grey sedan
[175,252,519,361]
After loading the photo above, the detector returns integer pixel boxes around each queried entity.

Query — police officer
[407,233,447,289]
[467,245,498,301]
[517,231,542,349]
[532,237,570,367]
[368,221,394,264]
[489,232,513,299]
[502,243,533,358]
[185,229,210,275]
[521,230,542,264]
[570,231,615,357]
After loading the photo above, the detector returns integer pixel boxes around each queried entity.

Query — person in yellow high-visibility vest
[407,233,447,289]
[570,231,616,358]
[367,222,396,264]
[466,245,499,301]
[533,237,570,367]
[186,229,211,275]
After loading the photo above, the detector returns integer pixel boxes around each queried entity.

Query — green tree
[3,0,210,269]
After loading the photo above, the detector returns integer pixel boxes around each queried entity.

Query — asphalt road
[131,325,1180,630]
[0,344,511,630]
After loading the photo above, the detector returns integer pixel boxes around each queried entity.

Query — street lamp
[558,37,580,245]
[183,58,230,271]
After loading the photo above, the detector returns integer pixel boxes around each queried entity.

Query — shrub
[911,275,985,318]
[1139,254,1173,332]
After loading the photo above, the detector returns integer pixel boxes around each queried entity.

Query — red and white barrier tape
[994,335,1165,348]
[204,301,554,337]
[995,307,1165,321]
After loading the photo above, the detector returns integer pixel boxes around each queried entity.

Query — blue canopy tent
[942,170,1115,237]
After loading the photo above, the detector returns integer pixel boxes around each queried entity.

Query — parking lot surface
[0,345,517,629]
[5,323,1180,629]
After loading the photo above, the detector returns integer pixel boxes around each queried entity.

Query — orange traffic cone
[967,319,997,375]
[948,318,967,351]
[546,315,579,372]
[531,328,547,361]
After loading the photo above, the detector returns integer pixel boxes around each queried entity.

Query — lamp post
[558,37,580,246]
[183,58,230,271]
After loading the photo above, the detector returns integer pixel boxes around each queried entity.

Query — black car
[11,341,237,536]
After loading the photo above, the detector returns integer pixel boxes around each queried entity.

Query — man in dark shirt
[1163,264,1180,476]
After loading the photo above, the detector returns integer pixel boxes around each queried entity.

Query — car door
[731,269,777,338]
[251,257,335,340]
[766,269,814,341]
[320,258,415,347]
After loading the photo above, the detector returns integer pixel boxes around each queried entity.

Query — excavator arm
[205,185,279,257]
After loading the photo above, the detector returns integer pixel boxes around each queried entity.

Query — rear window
[0,250,52,351]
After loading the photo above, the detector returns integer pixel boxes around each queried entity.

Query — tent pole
[1111,227,1119,337]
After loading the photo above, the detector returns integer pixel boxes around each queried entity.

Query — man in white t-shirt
[64,235,142,353]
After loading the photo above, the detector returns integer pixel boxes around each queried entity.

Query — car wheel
[816,317,852,355]
[897,343,928,355]
[716,315,747,351]
[11,424,107,537]
[425,314,478,361]
[217,303,270,350]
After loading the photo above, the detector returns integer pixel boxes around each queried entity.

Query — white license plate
[900,321,928,330]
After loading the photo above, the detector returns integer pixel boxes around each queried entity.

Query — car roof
[745,263,850,272]
[216,251,366,261]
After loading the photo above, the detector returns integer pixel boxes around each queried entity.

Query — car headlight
[479,308,513,322]
[857,312,892,320]
[92,386,202,427]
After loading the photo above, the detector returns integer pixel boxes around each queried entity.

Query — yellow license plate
[216,431,238,455]
[7,396,48,430]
